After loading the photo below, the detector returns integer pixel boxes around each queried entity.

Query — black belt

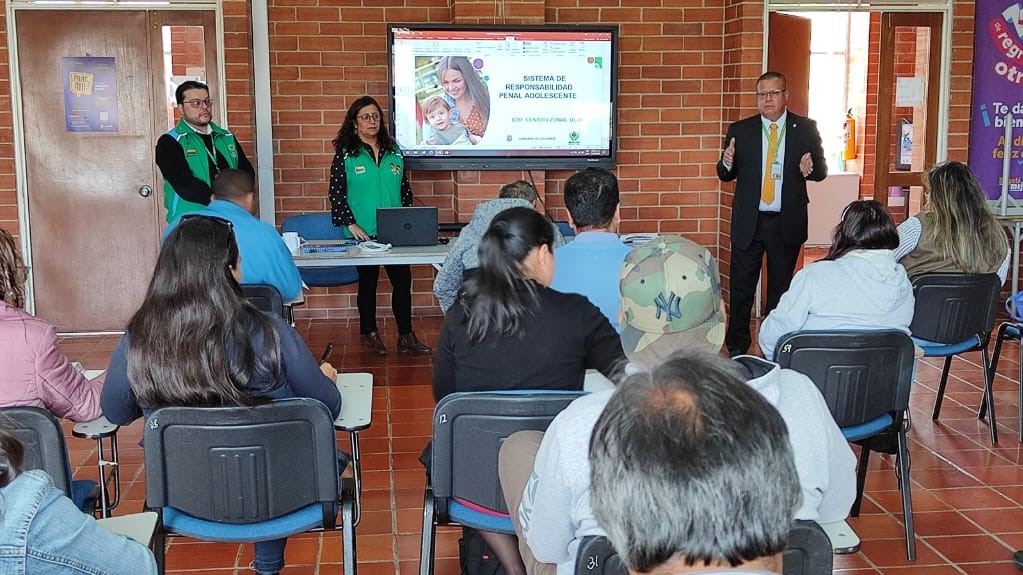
[759,211,781,217]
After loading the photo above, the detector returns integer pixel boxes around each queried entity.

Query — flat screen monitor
[387,24,618,171]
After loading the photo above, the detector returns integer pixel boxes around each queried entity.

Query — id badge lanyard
[762,122,787,181]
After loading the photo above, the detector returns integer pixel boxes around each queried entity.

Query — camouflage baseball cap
[619,235,725,368]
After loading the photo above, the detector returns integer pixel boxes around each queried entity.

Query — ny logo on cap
[654,291,682,321]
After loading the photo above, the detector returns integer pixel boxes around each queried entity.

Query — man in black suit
[717,71,827,357]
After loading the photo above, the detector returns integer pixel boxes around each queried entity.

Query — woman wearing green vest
[328,96,432,356]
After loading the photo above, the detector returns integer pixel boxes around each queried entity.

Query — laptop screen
[376,207,439,246]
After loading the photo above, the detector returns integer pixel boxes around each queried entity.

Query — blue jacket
[0,470,157,574]
[165,200,303,302]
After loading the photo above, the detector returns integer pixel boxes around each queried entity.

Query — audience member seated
[499,235,854,575]
[0,228,102,421]
[0,423,158,574]
[549,167,631,331]
[758,200,914,360]
[894,160,1009,283]
[432,206,625,575]
[588,351,802,574]
[165,169,303,302]
[100,216,340,575]
[434,180,564,313]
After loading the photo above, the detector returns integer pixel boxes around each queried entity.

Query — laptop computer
[376,207,438,247]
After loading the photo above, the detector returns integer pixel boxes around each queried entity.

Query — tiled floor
[58,315,1023,575]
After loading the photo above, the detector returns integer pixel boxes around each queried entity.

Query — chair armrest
[96,511,159,546]
[334,372,374,432]
[818,520,861,554]
[72,416,120,439]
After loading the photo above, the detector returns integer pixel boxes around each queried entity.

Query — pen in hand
[320,342,335,364]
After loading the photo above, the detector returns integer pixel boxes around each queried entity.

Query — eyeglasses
[357,113,381,122]
[183,98,214,109]
[756,90,786,100]
[180,213,235,234]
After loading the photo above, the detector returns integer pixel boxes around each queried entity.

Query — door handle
[138,185,153,198]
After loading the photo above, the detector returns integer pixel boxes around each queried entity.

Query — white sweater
[519,356,857,575]
[758,249,915,360]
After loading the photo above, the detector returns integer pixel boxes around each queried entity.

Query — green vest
[163,119,241,221]
[343,146,404,237]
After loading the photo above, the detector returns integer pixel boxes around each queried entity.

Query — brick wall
[0,0,15,237]
[0,1,984,322]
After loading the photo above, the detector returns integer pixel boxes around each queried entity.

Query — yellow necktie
[762,123,778,204]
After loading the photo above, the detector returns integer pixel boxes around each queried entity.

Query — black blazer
[716,111,827,251]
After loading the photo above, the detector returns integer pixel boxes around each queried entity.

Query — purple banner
[969,2,1023,200]
[61,56,119,133]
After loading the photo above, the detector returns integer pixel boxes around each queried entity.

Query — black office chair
[775,330,917,560]
[908,273,1001,443]
[143,398,357,575]
[241,283,286,318]
[281,213,359,288]
[987,320,1023,442]
[420,391,585,575]
[2,406,101,514]
[573,521,832,575]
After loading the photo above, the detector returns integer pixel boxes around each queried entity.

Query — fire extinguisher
[842,109,857,161]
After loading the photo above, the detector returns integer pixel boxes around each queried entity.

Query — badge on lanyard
[770,162,782,181]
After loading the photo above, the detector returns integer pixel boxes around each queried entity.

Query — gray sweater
[433,198,564,312]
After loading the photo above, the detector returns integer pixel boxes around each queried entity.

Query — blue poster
[61,56,118,132]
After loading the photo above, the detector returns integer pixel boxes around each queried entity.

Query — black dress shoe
[1013,550,1023,570]
[397,331,432,355]
[362,331,388,356]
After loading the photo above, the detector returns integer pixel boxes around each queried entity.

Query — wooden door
[768,12,812,117]
[873,12,942,217]
[16,10,218,331]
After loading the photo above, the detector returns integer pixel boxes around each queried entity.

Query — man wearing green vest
[156,80,254,222]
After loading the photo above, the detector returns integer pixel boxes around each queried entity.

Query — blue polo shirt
[550,231,632,332]
[164,200,303,302]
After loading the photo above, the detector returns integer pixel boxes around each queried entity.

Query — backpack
[459,527,506,575]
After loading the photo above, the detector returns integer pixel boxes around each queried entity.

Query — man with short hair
[156,80,254,222]
[589,351,801,573]
[165,169,302,302]
[499,235,854,575]
[717,71,827,357]
[433,180,564,313]
[549,167,631,331]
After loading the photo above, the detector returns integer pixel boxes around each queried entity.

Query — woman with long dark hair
[0,228,102,420]
[0,423,158,573]
[757,200,914,359]
[432,206,625,575]
[895,161,1009,281]
[101,216,341,575]
[327,95,431,356]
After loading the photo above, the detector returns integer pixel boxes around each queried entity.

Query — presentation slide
[390,28,614,158]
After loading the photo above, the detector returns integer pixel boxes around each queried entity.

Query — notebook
[376,207,438,247]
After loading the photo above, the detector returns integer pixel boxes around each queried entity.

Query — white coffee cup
[282,232,302,254]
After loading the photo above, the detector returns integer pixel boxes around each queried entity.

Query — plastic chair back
[1,406,74,496]
[574,535,625,575]
[431,391,584,512]
[775,330,915,427]
[281,213,359,287]
[782,521,834,575]
[909,273,1000,344]
[572,521,832,575]
[143,398,339,524]
[241,284,285,317]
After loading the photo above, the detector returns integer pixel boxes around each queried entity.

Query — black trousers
[726,212,802,355]
[355,264,413,335]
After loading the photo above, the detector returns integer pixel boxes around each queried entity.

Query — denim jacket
[0,470,157,574]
